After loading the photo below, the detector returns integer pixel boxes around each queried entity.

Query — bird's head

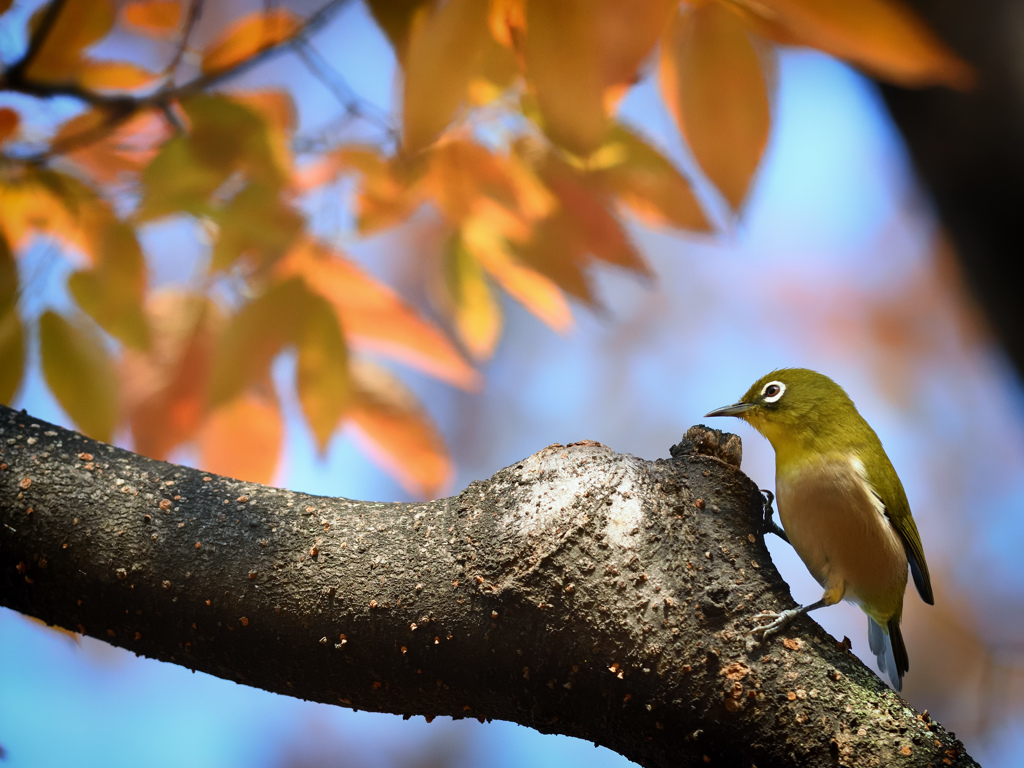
[705,368,857,452]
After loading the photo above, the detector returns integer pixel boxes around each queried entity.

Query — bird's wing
[869,470,933,606]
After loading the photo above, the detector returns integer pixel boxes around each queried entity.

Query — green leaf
[137,135,227,220]
[38,310,119,441]
[138,95,284,221]
[68,221,150,348]
[210,184,304,271]
[296,294,350,453]
[208,277,308,406]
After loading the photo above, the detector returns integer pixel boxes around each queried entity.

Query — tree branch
[0,405,977,767]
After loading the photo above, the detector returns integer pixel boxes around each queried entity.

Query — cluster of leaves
[0,0,968,494]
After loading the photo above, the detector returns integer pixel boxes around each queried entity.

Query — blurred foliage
[0,0,968,493]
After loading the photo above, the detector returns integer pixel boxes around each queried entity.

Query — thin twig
[1,0,354,164]
[162,0,206,83]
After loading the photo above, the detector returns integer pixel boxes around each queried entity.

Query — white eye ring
[761,380,785,403]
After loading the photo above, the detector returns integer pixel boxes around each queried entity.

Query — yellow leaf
[462,217,572,334]
[750,0,974,89]
[661,4,770,211]
[333,146,425,234]
[0,108,19,147]
[1,234,24,404]
[121,292,216,460]
[38,310,119,442]
[524,0,606,156]
[25,0,116,83]
[68,221,150,349]
[201,9,302,75]
[296,294,351,453]
[599,124,711,231]
[123,0,182,36]
[403,0,491,154]
[276,240,479,390]
[348,361,451,498]
[198,391,282,484]
[443,235,502,360]
[77,59,158,92]
[0,169,112,261]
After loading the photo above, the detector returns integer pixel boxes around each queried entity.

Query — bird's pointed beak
[705,402,754,418]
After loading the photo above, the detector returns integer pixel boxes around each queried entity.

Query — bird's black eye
[760,380,786,403]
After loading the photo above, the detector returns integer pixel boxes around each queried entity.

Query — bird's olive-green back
[734,368,933,604]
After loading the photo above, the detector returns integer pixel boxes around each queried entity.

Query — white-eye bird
[706,368,933,690]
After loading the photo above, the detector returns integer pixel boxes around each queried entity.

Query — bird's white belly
[776,455,908,620]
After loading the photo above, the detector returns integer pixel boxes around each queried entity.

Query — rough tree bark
[0,404,976,767]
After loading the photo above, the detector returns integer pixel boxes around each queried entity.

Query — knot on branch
[670,425,743,468]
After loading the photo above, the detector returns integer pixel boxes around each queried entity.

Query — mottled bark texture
[0,404,976,767]
[881,0,1024,381]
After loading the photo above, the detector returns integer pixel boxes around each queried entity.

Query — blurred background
[2,0,1024,766]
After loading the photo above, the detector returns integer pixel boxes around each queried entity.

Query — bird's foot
[759,489,790,543]
[748,607,803,644]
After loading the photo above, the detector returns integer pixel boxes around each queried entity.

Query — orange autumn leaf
[347,361,452,498]
[56,109,168,183]
[77,59,159,92]
[749,0,974,90]
[25,0,116,84]
[594,0,677,110]
[276,240,480,390]
[201,9,302,75]
[403,0,491,155]
[426,139,527,236]
[540,156,650,277]
[598,124,710,232]
[198,391,283,484]
[661,3,770,211]
[123,0,182,36]
[461,216,572,334]
[524,0,606,156]
[121,292,217,459]
[0,108,19,146]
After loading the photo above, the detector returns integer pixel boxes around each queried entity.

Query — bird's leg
[759,489,789,543]
[749,597,830,644]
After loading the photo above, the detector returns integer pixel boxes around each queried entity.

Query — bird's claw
[748,608,800,644]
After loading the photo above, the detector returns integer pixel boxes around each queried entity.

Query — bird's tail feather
[868,616,908,691]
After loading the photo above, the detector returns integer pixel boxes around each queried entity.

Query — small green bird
[706,368,933,690]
